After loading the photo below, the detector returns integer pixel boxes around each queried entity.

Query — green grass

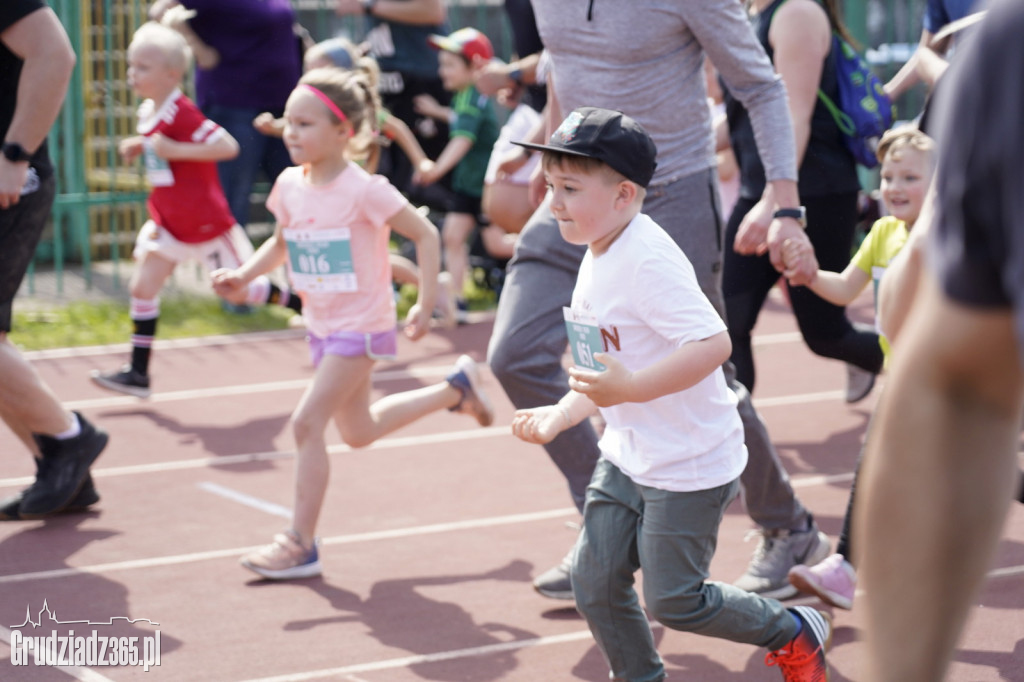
[11,270,499,351]
[11,296,297,351]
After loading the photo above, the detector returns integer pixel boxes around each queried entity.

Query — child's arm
[119,136,145,164]
[412,93,451,124]
[253,113,285,138]
[781,237,870,305]
[210,224,289,299]
[380,113,428,168]
[511,390,598,445]
[148,130,239,162]
[567,331,732,408]
[413,136,472,186]
[388,203,441,340]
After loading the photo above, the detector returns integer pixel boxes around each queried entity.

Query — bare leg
[0,334,73,438]
[441,211,476,303]
[856,280,1024,681]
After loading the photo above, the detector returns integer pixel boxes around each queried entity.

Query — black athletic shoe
[90,366,151,398]
[0,474,100,521]
[19,413,108,518]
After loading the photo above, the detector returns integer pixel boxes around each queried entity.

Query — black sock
[131,316,157,375]
[267,283,302,313]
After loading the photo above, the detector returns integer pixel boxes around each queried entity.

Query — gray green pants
[572,458,798,682]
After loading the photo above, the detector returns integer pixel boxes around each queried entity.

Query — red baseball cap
[427,27,494,61]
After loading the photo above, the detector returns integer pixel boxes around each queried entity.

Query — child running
[90,22,301,398]
[782,125,934,609]
[510,107,831,681]
[212,67,493,580]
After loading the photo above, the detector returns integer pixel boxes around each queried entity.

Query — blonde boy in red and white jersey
[91,22,300,398]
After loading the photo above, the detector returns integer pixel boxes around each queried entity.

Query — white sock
[54,413,81,440]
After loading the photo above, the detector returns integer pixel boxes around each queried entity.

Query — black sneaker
[0,474,100,521]
[91,365,151,398]
[19,413,108,518]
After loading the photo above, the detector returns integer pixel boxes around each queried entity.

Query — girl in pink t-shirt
[213,68,494,580]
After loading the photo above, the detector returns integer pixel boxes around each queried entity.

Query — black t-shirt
[723,0,860,199]
[928,0,1024,353]
[0,0,51,175]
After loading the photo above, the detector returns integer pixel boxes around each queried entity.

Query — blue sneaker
[446,355,494,426]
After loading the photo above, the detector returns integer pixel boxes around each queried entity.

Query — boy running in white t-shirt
[510,107,831,682]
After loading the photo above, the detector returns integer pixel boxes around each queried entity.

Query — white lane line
[1,388,850,490]
[63,364,454,411]
[0,507,578,585]
[0,625,116,682]
[229,595,829,682]
[197,482,292,519]
[0,425,512,489]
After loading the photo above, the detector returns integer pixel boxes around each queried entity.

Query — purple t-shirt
[180,0,301,111]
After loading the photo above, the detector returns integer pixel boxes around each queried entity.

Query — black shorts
[0,173,56,332]
[449,191,482,218]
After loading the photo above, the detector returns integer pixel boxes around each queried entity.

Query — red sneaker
[765,606,832,681]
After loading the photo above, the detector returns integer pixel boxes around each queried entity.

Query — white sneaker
[845,363,876,403]
[734,526,831,600]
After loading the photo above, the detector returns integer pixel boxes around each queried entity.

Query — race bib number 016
[286,228,357,292]
[563,307,606,371]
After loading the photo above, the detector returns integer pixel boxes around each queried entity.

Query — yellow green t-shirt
[850,215,910,359]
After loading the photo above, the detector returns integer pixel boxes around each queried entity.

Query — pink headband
[300,84,350,125]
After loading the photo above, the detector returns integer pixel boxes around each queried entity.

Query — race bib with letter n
[563,307,606,371]
[285,227,357,292]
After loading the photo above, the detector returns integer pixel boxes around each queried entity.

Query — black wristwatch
[1,142,33,163]
[361,0,378,15]
[773,206,807,228]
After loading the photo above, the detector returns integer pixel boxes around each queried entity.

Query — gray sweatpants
[487,168,809,529]
[572,459,798,681]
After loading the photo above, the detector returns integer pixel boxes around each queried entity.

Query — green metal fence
[27,0,929,298]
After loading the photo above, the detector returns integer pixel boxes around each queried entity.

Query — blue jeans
[203,104,292,229]
[572,459,798,682]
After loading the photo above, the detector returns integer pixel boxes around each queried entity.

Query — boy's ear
[615,179,639,208]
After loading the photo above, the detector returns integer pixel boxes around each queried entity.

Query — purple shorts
[308,329,398,367]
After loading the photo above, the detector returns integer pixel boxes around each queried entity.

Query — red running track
[0,290,1022,681]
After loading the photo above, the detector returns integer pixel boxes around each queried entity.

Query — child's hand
[253,112,280,136]
[119,136,144,163]
[511,405,569,445]
[148,133,175,159]
[210,268,248,305]
[403,302,432,341]
[413,159,437,186]
[567,353,633,408]
[413,94,444,121]
[494,147,530,180]
[781,237,817,285]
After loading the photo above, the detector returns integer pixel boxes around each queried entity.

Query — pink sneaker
[787,553,856,610]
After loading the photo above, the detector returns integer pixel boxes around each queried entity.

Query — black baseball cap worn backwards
[514,106,658,187]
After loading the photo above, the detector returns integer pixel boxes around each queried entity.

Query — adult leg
[789,193,883,374]
[487,199,598,510]
[487,200,597,598]
[646,171,823,596]
[0,176,106,517]
[722,196,780,393]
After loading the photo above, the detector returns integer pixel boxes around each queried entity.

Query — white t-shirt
[570,213,746,492]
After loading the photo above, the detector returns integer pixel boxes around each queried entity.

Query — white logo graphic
[9,600,161,672]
